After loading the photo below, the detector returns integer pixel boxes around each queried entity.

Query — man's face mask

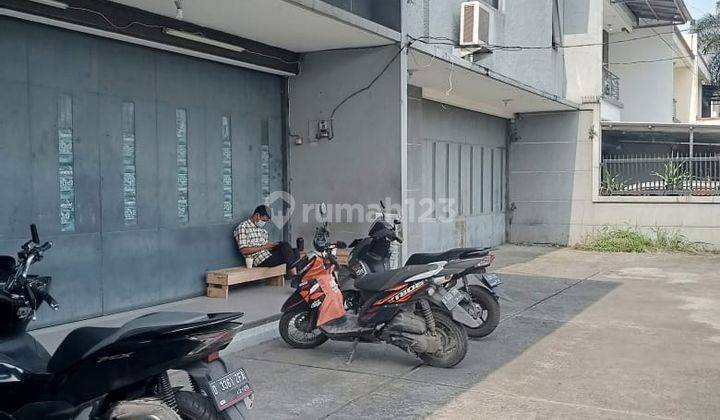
[256,220,267,228]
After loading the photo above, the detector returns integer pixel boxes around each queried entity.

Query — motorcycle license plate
[441,287,464,310]
[483,273,501,287]
[208,368,253,411]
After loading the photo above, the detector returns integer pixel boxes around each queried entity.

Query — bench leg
[207,284,229,299]
[265,275,285,287]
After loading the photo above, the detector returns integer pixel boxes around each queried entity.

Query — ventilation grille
[477,7,490,44]
[462,4,475,44]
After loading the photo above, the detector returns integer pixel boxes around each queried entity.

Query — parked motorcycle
[0,225,253,420]
[340,201,502,338]
[278,205,471,368]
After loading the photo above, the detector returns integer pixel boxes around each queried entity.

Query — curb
[221,314,281,355]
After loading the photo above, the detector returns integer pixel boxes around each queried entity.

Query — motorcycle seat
[0,332,51,374]
[46,326,117,373]
[405,247,490,266]
[354,265,440,292]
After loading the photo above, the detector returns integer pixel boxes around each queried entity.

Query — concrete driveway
[227,245,720,419]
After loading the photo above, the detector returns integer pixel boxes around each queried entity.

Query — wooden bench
[206,264,286,299]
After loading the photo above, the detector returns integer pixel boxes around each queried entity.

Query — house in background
[1,0,718,328]
[593,1,720,241]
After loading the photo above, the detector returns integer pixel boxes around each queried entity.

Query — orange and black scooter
[278,204,471,368]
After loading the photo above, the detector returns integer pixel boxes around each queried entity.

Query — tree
[693,1,720,85]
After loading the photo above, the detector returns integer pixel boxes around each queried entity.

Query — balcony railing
[601,154,720,196]
[603,67,620,102]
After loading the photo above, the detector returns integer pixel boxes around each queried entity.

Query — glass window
[481,0,499,9]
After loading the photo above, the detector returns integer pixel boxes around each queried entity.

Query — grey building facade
[1,0,711,327]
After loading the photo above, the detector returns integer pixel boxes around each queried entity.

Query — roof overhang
[109,0,399,52]
[0,0,400,77]
[408,44,580,119]
[613,0,691,27]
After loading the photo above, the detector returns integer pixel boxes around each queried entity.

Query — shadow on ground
[229,269,618,419]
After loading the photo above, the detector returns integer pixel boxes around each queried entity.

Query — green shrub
[576,226,714,254]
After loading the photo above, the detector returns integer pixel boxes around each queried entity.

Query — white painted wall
[674,65,693,122]
[563,0,604,103]
[608,28,676,122]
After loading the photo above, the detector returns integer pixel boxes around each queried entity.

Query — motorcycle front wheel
[279,307,328,348]
[465,285,500,338]
[418,309,468,368]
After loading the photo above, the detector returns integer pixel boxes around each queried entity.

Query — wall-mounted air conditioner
[459,1,494,47]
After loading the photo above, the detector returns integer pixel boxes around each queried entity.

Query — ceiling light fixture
[28,0,69,9]
[162,28,245,53]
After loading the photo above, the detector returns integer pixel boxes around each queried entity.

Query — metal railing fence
[603,67,620,102]
[600,153,720,196]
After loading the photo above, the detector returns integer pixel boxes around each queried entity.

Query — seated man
[234,205,299,275]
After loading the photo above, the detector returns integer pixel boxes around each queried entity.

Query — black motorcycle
[0,225,253,419]
[341,202,503,338]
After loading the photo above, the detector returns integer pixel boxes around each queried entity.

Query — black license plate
[208,368,253,411]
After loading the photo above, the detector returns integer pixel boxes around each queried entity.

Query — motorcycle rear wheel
[279,307,328,348]
[176,391,247,420]
[465,285,500,338]
[418,310,468,368]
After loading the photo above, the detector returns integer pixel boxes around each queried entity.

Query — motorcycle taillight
[475,254,496,267]
[187,329,238,356]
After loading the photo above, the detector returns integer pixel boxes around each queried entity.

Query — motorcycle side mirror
[30,224,39,244]
[393,219,401,225]
[319,202,327,217]
[335,241,348,249]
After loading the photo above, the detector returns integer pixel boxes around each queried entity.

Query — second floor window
[481,0,499,9]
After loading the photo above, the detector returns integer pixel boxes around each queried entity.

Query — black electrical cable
[411,30,680,52]
[327,41,413,139]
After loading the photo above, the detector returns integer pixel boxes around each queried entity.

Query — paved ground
[227,245,720,419]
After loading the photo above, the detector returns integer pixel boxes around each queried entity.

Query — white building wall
[563,0,604,103]
[608,28,676,122]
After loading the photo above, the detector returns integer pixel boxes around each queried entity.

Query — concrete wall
[509,108,720,246]
[405,0,573,99]
[407,87,507,257]
[322,0,401,31]
[0,18,284,327]
[609,28,675,123]
[563,0,603,102]
[287,46,402,245]
[509,110,595,245]
[674,65,693,122]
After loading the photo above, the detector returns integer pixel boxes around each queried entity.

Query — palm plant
[600,168,626,195]
[652,161,689,192]
[692,2,720,85]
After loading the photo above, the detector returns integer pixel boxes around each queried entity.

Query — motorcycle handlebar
[31,224,39,244]
[45,292,60,311]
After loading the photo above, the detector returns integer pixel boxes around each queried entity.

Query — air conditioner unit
[459,1,494,47]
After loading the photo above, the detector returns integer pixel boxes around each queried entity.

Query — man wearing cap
[233,205,299,274]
